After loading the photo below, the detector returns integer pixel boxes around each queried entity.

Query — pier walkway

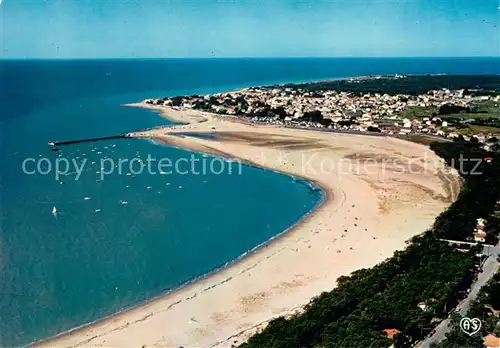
[48,134,128,146]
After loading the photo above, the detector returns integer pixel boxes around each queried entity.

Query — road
[419,243,499,348]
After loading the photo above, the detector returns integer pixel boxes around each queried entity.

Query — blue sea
[0,58,498,347]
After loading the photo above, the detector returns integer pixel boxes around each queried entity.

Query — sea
[0,57,498,347]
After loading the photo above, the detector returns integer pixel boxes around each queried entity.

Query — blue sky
[1,0,499,58]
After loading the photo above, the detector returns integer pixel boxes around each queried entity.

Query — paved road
[419,244,500,348]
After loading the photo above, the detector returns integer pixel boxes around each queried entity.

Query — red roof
[484,334,500,348]
[383,328,401,340]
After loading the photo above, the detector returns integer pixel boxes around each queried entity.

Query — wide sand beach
[35,103,461,348]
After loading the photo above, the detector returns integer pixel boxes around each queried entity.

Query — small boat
[52,206,57,215]
[84,197,91,201]
[95,209,101,212]
[120,200,128,205]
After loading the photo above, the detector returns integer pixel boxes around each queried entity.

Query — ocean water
[0,58,498,346]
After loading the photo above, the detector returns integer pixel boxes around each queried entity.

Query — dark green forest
[280,75,500,96]
[240,140,500,348]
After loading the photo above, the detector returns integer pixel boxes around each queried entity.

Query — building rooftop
[382,328,401,340]
[484,334,500,348]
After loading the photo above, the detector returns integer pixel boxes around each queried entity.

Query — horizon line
[1,56,500,61]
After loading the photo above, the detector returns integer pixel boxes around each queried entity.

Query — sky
[0,0,499,59]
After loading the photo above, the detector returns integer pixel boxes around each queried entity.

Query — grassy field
[398,134,451,145]
[400,100,500,136]
[401,100,500,120]
[399,105,438,119]
[444,100,500,120]
[450,125,500,136]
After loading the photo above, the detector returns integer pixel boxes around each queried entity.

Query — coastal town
[6,0,500,346]
[144,75,500,152]
[138,76,500,348]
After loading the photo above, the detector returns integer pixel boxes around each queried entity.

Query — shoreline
[35,103,461,348]
[29,187,326,347]
[31,103,330,348]
[33,190,330,348]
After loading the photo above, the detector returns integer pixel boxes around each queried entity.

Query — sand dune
[36,104,460,348]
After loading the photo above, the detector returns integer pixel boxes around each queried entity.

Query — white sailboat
[52,206,57,215]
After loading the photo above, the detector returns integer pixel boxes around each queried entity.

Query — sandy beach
[36,103,461,348]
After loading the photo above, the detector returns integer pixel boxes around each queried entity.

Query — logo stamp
[459,317,482,336]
